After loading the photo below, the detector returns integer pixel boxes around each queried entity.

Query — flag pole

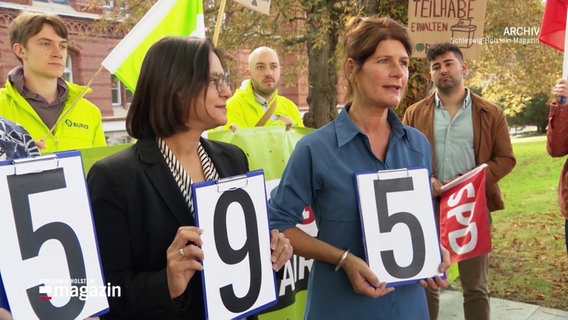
[212,0,227,46]
[40,65,105,143]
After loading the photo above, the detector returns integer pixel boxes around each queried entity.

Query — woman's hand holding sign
[269,229,293,271]
[166,227,204,299]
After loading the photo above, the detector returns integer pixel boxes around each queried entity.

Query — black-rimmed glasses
[209,72,230,93]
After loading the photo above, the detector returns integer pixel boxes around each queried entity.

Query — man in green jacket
[222,46,303,131]
[0,11,106,154]
[403,42,516,320]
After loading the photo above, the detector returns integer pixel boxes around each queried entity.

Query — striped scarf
[157,137,219,215]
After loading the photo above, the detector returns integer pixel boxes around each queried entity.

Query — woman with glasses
[87,37,292,319]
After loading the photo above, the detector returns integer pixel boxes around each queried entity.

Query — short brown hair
[426,42,464,63]
[9,12,68,63]
[341,16,411,102]
[126,37,225,139]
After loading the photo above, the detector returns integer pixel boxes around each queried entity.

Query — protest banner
[407,0,488,59]
[208,126,313,181]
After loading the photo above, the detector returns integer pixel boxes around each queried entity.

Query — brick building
[0,0,317,144]
[0,0,141,144]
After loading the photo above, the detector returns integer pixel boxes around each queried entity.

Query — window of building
[111,75,133,108]
[103,0,127,10]
[102,0,114,9]
[62,55,73,82]
[35,0,69,4]
[111,76,120,105]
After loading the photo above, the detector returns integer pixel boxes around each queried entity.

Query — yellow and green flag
[101,0,205,92]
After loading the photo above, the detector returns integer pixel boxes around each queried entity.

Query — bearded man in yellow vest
[223,47,303,131]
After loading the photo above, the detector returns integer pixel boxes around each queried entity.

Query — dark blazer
[87,137,249,320]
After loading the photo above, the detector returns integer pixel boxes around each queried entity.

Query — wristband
[334,249,350,272]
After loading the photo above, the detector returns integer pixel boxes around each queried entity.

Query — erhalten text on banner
[439,164,491,264]
[101,0,205,92]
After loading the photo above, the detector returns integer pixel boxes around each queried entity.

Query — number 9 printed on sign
[192,170,277,320]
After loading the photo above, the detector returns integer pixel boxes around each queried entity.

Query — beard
[251,78,278,97]
[435,77,460,92]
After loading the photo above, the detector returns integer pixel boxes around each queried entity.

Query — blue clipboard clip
[11,154,60,175]
[215,174,249,192]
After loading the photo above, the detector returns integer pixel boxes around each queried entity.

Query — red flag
[539,0,568,51]
[439,164,491,264]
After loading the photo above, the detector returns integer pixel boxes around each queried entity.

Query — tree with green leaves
[94,0,438,127]
[467,0,562,119]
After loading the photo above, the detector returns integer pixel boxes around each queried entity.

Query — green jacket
[0,79,106,154]
[223,80,303,129]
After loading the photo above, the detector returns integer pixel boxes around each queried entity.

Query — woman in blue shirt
[268,16,449,319]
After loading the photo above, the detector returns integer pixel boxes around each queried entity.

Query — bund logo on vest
[64,119,89,130]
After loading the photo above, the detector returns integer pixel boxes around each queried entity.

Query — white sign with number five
[192,170,276,320]
[355,167,442,286]
[0,151,109,320]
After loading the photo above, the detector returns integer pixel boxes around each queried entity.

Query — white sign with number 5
[355,167,442,286]
[0,151,109,320]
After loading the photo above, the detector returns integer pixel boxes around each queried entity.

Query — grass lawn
[453,135,568,310]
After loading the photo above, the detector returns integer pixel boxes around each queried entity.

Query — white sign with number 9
[192,170,276,320]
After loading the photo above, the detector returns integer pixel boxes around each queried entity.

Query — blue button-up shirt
[433,88,475,181]
[269,105,433,319]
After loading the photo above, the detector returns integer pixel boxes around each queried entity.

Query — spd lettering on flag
[439,164,491,263]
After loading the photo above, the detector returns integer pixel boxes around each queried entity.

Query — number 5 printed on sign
[0,151,109,320]
[355,167,443,286]
[192,170,277,320]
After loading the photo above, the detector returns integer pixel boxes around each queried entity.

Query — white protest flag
[101,0,206,92]
[233,0,270,15]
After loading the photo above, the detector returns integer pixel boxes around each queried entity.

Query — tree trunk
[306,40,338,128]
[304,0,342,128]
